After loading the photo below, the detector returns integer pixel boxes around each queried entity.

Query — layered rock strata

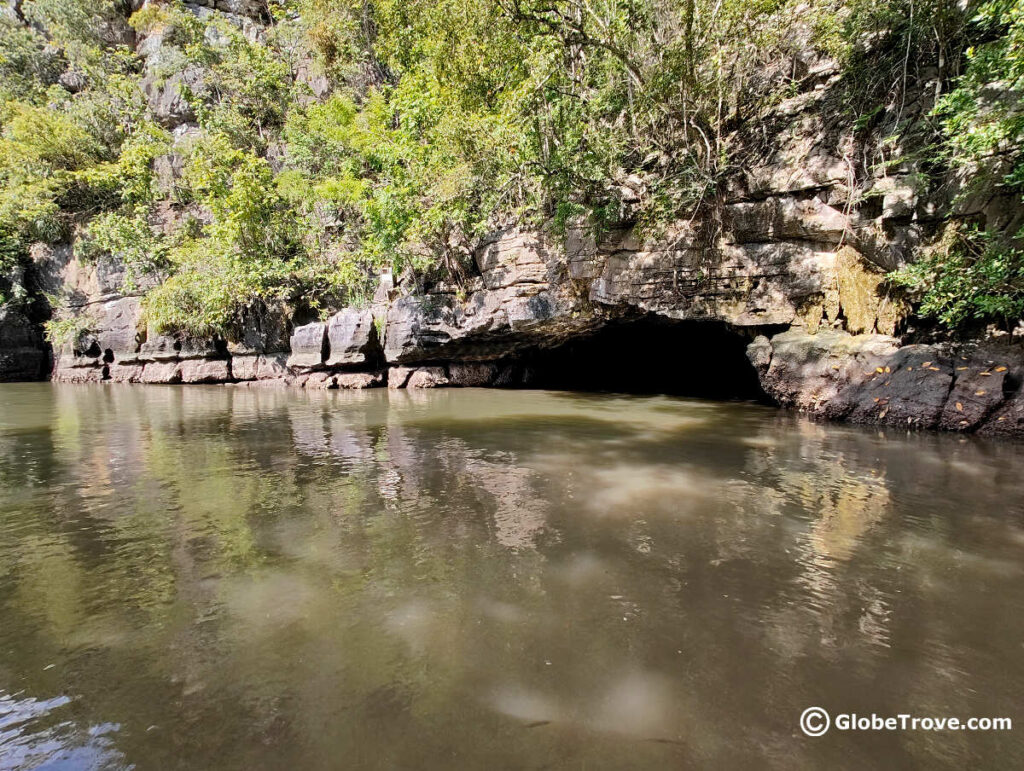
[2,0,1022,437]
[29,191,1024,438]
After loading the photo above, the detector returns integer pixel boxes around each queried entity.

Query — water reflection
[0,691,125,770]
[0,384,1022,769]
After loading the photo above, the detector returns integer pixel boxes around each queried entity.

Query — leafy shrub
[75,207,171,291]
[42,294,98,346]
[3,0,1024,340]
[891,225,1024,332]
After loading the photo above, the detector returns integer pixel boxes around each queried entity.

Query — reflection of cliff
[805,475,890,563]
[3,388,1024,767]
[743,418,894,559]
[735,419,898,656]
[279,392,553,550]
[379,423,549,551]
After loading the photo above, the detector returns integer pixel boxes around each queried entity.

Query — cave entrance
[522,317,775,402]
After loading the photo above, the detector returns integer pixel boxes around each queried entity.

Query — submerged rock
[385,365,449,389]
[180,359,231,384]
[749,329,900,415]
[108,363,145,383]
[290,370,383,389]
[139,361,182,384]
[387,365,414,389]
[843,346,954,429]
[336,371,384,389]
[231,353,288,382]
[406,366,449,389]
[754,332,1024,433]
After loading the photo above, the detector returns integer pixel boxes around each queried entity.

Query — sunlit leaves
[891,225,1024,331]
[2,0,1021,337]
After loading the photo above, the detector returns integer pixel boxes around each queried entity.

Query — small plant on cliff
[75,207,172,291]
[888,0,1024,334]
[890,225,1024,332]
[43,294,98,347]
[935,0,1024,188]
[43,316,88,347]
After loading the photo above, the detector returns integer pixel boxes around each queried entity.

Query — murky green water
[1,384,1023,769]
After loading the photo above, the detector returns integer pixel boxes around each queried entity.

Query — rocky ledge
[31,215,1024,438]
[751,331,1024,438]
[5,51,1022,438]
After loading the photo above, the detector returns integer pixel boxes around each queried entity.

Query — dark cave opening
[520,317,779,402]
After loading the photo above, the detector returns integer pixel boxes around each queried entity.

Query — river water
[0,383,1022,769]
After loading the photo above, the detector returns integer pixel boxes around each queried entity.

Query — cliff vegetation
[0,0,1021,340]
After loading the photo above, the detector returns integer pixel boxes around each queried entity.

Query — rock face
[383,230,596,364]
[753,331,1024,434]
[29,208,1024,436]
[748,330,902,416]
[47,301,386,390]
[0,308,47,381]
[448,362,498,387]
[287,322,328,370]
[325,309,379,367]
[3,3,1022,438]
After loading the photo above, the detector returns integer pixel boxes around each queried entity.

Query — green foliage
[1,0,1023,339]
[76,206,171,290]
[891,225,1024,331]
[130,1,294,152]
[935,0,1024,187]
[884,0,1024,332]
[0,8,155,277]
[42,293,97,346]
[43,314,90,347]
[0,17,64,103]
[140,135,360,336]
[21,0,133,75]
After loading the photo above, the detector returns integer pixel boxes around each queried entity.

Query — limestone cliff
[2,0,1023,439]
[26,194,1024,436]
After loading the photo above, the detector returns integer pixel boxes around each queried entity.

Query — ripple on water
[0,691,125,770]
[0,385,1023,769]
